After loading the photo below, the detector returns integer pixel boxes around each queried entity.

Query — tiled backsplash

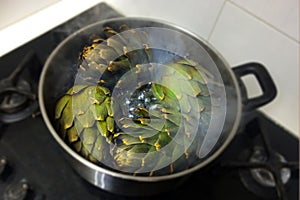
[231,0,299,41]
[208,0,299,136]
[0,0,298,136]
[209,2,299,136]
[108,0,226,40]
[108,0,299,136]
[0,0,60,30]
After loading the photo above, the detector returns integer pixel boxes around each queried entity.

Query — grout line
[228,0,299,44]
[207,0,227,42]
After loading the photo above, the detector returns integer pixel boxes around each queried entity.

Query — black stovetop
[0,3,299,200]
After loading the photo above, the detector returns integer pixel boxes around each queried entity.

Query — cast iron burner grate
[221,119,299,200]
[0,52,41,123]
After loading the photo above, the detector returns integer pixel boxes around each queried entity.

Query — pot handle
[232,62,277,111]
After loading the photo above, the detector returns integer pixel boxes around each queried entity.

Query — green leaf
[60,99,74,129]
[92,104,108,121]
[96,121,108,137]
[77,107,95,128]
[91,135,109,161]
[55,95,70,119]
[151,83,165,100]
[106,116,115,133]
[66,126,79,143]
[82,127,98,145]
[72,140,82,152]
[72,92,91,115]
[66,85,88,95]
[137,118,165,132]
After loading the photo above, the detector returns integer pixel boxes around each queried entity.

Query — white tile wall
[0,0,60,29]
[106,0,226,40]
[0,0,105,56]
[209,2,299,136]
[231,0,299,41]
[0,0,298,136]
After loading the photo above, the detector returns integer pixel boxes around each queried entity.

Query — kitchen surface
[0,0,299,200]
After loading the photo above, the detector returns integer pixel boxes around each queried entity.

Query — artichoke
[55,24,213,176]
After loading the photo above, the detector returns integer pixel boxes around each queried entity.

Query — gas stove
[0,3,299,200]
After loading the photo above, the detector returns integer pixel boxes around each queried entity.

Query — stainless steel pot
[38,17,277,196]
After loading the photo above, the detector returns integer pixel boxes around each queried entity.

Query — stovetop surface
[0,3,298,200]
[0,111,298,200]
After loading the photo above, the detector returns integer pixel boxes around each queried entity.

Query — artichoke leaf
[134,107,150,118]
[106,116,115,133]
[167,62,193,80]
[80,146,90,159]
[58,123,67,140]
[162,113,181,126]
[114,134,142,146]
[107,37,125,55]
[105,98,113,117]
[73,118,84,136]
[120,127,158,138]
[137,118,165,132]
[108,59,131,72]
[96,121,108,137]
[85,50,107,65]
[72,92,91,115]
[72,140,82,152]
[125,49,149,67]
[91,134,111,161]
[97,86,111,96]
[55,95,71,119]
[150,152,173,176]
[119,24,130,32]
[81,127,98,155]
[177,59,213,79]
[60,99,75,129]
[92,103,108,121]
[66,85,88,95]
[98,44,119,60]
[122,29,146,50]
[151,83,165,100]
[66,125,79,143]
[82,127,98,145]
[77,107,95,128]
[87,62,107,73]
[103,26,119,38]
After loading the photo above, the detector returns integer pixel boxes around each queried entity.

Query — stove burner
[0,52,39,123]
[249,147,291,187]
[3,179,29,200]
[221,118,299,200]
[237,147,294,199]
[0,157,7,176]
[0,79,32,113]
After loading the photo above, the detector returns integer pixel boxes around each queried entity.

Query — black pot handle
[232,62,277,111]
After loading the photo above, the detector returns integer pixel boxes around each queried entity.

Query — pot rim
[38,16,242,182]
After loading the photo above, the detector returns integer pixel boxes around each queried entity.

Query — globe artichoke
[55,24,213,176]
